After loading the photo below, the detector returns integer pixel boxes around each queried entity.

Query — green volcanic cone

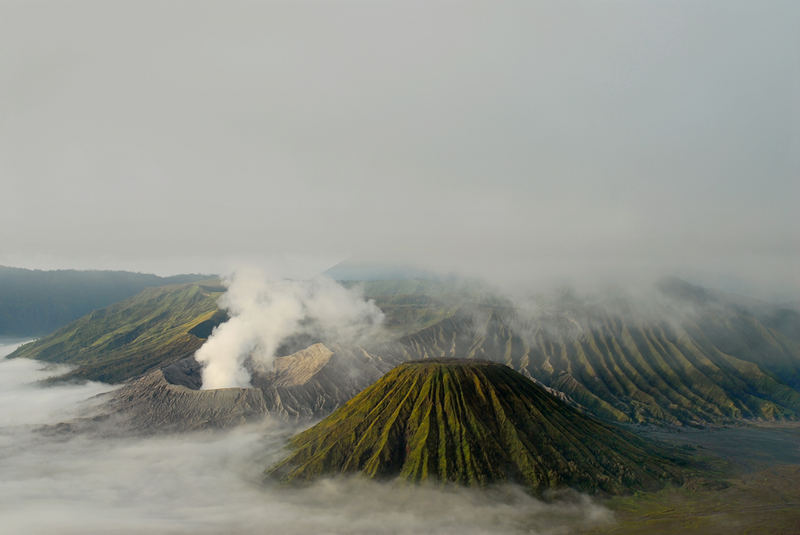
[270,359,689,494]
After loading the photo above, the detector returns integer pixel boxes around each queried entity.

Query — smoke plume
[195,269,384,389]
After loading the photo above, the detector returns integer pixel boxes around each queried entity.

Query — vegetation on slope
[582,424,800,535]
[9,281,224,383]
[398,310,800,425]
[0,265,209,336]
[270,360,689,495]
[392,281,800,425]
[356,278,505,336]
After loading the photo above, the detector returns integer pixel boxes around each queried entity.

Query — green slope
[390,280,800,426]
[9,281,225,383]
[398,309,800,425]
[0,265,210,336]
[270,360,689,495]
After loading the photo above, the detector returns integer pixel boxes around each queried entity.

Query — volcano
[270,359,688,494]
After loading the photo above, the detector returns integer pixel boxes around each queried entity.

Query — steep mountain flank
[270,360,689,495]
[395,284,800,425]
[9,281,225,383]
[0,265,209,336]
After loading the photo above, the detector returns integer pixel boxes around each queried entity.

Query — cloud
[0,344,111,426]
[0,344,614,535]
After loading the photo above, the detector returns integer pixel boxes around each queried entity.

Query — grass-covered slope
[0,265,209,336]
[394,281,800,426]
[270,360,689,495]
[399,311,800,425]
[9,281,225,383]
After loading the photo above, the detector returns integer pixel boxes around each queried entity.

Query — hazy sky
[1,1,798,295]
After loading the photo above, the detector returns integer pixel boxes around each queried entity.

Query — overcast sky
[1,1,798,296]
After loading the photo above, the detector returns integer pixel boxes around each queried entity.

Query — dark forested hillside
[0,266,210,336]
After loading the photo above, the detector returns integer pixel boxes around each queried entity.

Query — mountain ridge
[0,265,211,336]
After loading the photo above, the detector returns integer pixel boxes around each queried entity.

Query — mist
[1,0,798,299]
[195,268,384,388]
[0,342,613,534]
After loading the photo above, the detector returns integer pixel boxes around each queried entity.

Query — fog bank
[0,343,613,534]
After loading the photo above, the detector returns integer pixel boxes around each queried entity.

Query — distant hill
[0,266,211,336]
[324,260,441,281]
[269,360,690,495]
[9,281,225,382]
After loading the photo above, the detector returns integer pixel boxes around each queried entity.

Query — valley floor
[584,423,800,535]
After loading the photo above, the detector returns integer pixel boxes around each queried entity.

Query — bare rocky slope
[106,369,268,432]
[104,343,400,431]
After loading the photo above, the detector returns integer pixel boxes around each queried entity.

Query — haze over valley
[0,341,617,535]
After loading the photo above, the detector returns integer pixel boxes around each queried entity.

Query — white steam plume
[195,268,384,389]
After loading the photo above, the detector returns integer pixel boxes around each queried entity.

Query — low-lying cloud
[0,342,614,534]
[0,341,111,426]
[195,269,385,389]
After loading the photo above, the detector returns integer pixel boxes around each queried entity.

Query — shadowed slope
[271,360,688,495]
[0,265,210,336]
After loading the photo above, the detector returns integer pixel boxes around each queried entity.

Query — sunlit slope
[270,360,689,495]
[10,281,225,383]
[397,300,800,425]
